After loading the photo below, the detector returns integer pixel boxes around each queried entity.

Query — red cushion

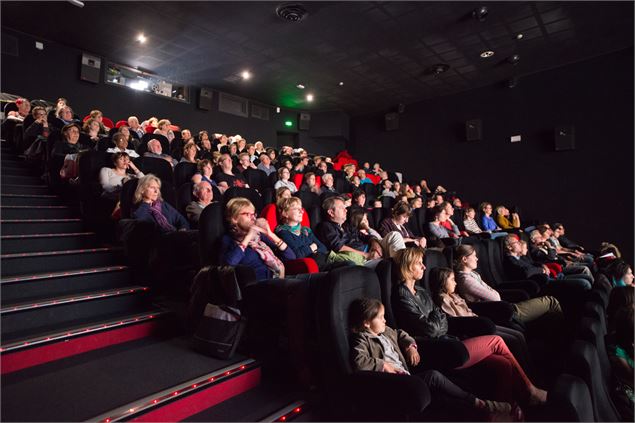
[145,125,157,134]
[293,173,304,189]
[115,120,128,128]
[285,258,319,275]
[367,174,381,185]
[102,117,114,129]
[315,175,322,189]
[260,204,278,229]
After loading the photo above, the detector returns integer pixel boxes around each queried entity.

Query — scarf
[248,235,285,279]
[149,200,176,233]
[277,222,307,236]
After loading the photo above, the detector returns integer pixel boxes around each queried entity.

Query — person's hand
[254,217,272,235]
[128,162,139,173]
[406,345,420,366]
[310,243,318,253]
[418,237,427,248]
[542,265,550,275]
[382,362,398,374]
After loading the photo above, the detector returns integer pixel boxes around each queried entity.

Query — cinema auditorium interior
[1,1,634,422]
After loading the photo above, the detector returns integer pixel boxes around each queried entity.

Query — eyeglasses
[239,211,256,218]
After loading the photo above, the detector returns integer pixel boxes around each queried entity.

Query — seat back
[120,178,139,219]
[375,258,397,328]
[176,182,194,218]
[198,202,227,266]
[565,340,620,422]
[174,162,198,188]
[576,317,611,388]
[317,266,383,381]
[294,190,320,210]
[422,249,450,292]
[223,187,263,213]
[243,168,268,193]
[139,156,174,187]
[549,373,594,422]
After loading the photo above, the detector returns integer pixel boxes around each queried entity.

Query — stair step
[1,336,258,422]
[2,184,51,195]
[1,232,99,254]
[1,285,151,340]
[1,194,65,206]
[1,206,76,219]
[1,265,131,306]
[185,382,306,422]
[1,166,38,176]
[1,174,44,185]
[1,247,123,277]
[1,309,170,374]
[1,218,84,235]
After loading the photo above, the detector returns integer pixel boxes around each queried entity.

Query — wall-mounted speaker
[554,125,575,151]
[385,112,399,131]
[198,88,212,110]
[299,113,311,130]
[80,53,101,84]
[465,119,482,141]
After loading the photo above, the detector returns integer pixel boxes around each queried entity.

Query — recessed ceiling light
[472,5,488,22]
[480,50,495,58]
[137,33,147,44]
[515,33,524,40]
[276,107,281,113]
[241,70,251,80]
[507,54,520,65]
[306,93,314,102]
[423,63,450,76]
[296,84,305,89]
[338,81,344,86]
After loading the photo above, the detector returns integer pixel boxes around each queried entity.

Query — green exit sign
[284,120,293,127]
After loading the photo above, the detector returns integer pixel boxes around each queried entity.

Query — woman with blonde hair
[132,174,189,233]
[221,197,295,280]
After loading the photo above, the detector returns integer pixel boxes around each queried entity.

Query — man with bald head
[186,181,215,226]
[144,139,177,167]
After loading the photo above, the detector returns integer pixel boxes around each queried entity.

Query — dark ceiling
[2,1,633,116]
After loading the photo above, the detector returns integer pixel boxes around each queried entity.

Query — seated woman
[346,208,407,260]
[221,197,295,280]
[186,181,214,227]
[378,201,427,248]
[82,117,105,150]
[392,247,548,406]
[99,152,144,200]
[299,171,320,194]
[87,109,109,133]
[462,207,482,235]
[273,167,297,193]
[480,202,501,232]
[106,132,139,158]
[275,197,329,269]
[179,141,198,164]
[131,174,189,233]
[454,245,563,326]
[198,131,214,159]
[427,205,457,240]
[605,260,635,288]
[349,298,521,421]
[496,205,521,230]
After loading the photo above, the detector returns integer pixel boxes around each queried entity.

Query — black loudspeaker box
[465,119,482,141]
[554,125,575,151]
[198,88,212,110]
[385,112,399,131]
[299,113,311,130]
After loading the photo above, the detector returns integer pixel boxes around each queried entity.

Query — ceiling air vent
[276,3,309,22]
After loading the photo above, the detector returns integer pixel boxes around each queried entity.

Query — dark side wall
[350,48,634,262]
[1,28,346,156]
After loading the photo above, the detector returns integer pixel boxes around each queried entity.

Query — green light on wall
[284,120,293,127]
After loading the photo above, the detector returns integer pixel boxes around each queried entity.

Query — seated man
[107,132,139,158]
[496,205,521,230]
[214,153,248,188]
[320,173,337,194]
[540,224,594,266]
[236,152,257,174]
[186,181,214,226]
[127,116,145,139]
[257,152,276,176]
[144,139,177,167]
[315,196,383,265]
[357,169,373,184]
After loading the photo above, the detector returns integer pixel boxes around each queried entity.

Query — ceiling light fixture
[423,63,450,76]
[67,0,84,7]
[276,107,281,113]
[137,33,147,44]
[480,50,495,58]
[472,6,488,22]
[306,93,314,102]
[515,33,524,40]
[507,54,520,65]
[338,81,344,86]
[276,3,309,22]
[296,84,305,89]
[241,70,251,80]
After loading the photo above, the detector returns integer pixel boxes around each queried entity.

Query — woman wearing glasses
[221,197,296,280]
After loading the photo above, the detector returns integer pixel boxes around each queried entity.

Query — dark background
[350,47,634,262]
[2,28,633,263]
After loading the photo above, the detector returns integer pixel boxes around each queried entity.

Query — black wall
[1,29,345,156]
[350,48,634,262]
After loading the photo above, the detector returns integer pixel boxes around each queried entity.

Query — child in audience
[348,297,522,421]
[462,207,482,235]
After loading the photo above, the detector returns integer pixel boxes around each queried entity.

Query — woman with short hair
[132,174,189,233]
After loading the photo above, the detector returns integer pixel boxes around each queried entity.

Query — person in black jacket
[391,247,548,406]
